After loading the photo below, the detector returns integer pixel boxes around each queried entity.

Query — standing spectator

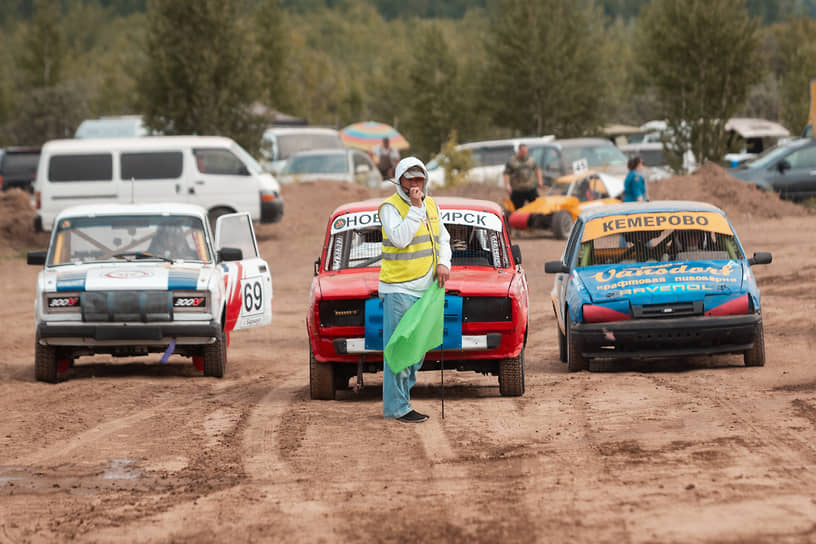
[503,144,543,210]
[623,156,647,202]
[373,137,400,179]
[379,157,451,423]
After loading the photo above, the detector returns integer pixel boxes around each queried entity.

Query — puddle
[101,458,140,480]
[0,459,153,494]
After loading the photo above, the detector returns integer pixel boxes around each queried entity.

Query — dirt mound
[0,189,49,252]
[648,162,812,219]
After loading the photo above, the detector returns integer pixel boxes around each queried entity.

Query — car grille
[631,300,703,319]
[82,291,172,322]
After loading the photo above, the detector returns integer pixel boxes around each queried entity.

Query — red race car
[307,197,529,400]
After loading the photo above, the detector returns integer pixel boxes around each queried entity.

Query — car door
[192,147,257,215]
[776,143,816,198]
[215,212,273,332]
[553,220,582,330]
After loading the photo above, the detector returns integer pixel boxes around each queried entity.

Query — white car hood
[53,263,212,292]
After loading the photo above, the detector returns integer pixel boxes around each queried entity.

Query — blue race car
[544,201,773,371]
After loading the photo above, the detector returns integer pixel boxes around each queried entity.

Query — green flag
[384,283,445,374]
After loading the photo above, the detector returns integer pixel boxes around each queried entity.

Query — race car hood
[575,260,745,303]
[53,262,211,292]
[516,195,575,215]
[317,270,381,299]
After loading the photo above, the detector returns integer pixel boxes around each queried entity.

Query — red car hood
[317,267,515,298]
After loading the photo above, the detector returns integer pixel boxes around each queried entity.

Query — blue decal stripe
[168,271,199,290]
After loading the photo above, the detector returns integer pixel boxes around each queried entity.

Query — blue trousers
[382,292,424,418]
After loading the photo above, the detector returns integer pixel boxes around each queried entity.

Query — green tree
[253,0,291,114]
[17,0,64,89]
[137,0,264,152]
[772,16,816,133]
[636,0,761,170]
[484,0,609,138]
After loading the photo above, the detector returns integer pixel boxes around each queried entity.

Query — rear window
[48,154,113,182]
[121,151,183,180]
[475,145,514,166]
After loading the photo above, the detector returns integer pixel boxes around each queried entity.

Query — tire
[552,210,573,240]
[566,321,588,372]
[207,207,233,232]
[744,321,766,367]
[334,369,352,391]
[557,322,567,363]
[498,349,525,397]
[310,351,336,400]
[203,329,227,378]
[35,338,58,383]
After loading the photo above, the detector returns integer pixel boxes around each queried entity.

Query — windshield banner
[331,209,503,234]
[582,212,732,241]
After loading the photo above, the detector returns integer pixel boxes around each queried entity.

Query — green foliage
[17,0,65,89]
[137,0,265,152]
[253,0,291,113]
[636,0,761,170]
[440,131,474,187]
[484,0,610,137]
[773,16,816,133]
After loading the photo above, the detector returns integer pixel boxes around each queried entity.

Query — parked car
[0,146,40,192]
[307,197,529,400]
[34,136,283,232]
[27,203,273,382]
[723,117,791,167]
[619,142,673,182]
[545,201,772,372]
[506,171,623,239]
[730,138,816,201]
[277,148,384,189]
[426,136,555,188]
[74,115,151,138]
[528,138,629,184]
[259,126,344,175]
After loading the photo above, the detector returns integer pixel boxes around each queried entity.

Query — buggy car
[307,197,529,399]
[545,201,772,371]
[27,203,273,382]
[505,171,623,239]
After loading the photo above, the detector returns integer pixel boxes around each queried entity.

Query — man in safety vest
[379,156,452,423]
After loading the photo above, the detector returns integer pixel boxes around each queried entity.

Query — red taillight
[706,294,749,316]
[582,304,631,323]
[35,191,41,210]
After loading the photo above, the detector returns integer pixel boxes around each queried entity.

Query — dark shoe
[396,410,429,423]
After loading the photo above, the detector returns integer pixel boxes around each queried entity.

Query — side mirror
[747,251,772,266]
[217,247,243,262]
[314,257,321,276]
[545,260,570,274]
[27,250,46,266]
[776,159,790,173]
[511,244,522,265]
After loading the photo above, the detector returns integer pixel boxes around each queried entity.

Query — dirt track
[2,174,816,543]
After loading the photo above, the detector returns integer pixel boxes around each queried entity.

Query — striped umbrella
[340,121,410,151]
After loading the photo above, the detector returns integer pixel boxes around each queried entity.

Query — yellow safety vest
[379,193,440,284]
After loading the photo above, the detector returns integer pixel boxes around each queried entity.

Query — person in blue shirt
[623,156,647,202]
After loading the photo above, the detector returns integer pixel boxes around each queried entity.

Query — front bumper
[261,198,284,223]
[37,320,219,345]
[572,314,761,359]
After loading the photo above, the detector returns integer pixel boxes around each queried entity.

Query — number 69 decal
[242,277,264,315]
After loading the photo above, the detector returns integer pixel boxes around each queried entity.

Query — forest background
[2,0,816,167]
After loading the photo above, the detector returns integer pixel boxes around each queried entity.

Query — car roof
[42,135,236,152]
[329,196,505,219]
[56,202,208,220]
[578,200,727,222]
[457,135,555,150]
[264,126,339,136]
[536,137,617,150]
[289,148,350,158]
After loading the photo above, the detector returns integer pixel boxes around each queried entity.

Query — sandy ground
[1,169,816,543]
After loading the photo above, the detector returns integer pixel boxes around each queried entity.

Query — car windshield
[49,214,211,265]
[324,212,509,270]
[562,145,627,168]
[277,134,342,160]
[283,153,347,175]
[231,143,264,175]
[741,142,799,170]
[547,180,572,196]
[575,212,742,267]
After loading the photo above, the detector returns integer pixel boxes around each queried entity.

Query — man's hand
[435,264,450,288]
[409,186,424,207]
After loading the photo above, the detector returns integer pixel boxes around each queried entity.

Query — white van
[426,136,555,188]
[259,126,343,174]
[34,136,284,232]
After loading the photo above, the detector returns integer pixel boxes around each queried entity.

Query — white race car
[27,203,273,382]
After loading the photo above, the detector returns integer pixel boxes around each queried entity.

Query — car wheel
[552,210,573,240]
[566,321,588,372]
[35,337,58,383]
[498,349,525,397]
[557,321,567,363]
[310,351,336,400]
[744,321,766,367]
[203,329,227,378]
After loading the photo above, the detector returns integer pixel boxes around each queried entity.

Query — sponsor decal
[592,263,736,284]
[582,212,733,241]
[48,296,80,308]
[173,296,206,307]
[104,270,152,280]
[331,211,380,233]
[441,210,502,232]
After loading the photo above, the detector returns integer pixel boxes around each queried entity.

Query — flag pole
[441,338,445,419]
